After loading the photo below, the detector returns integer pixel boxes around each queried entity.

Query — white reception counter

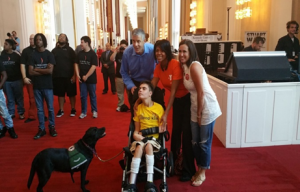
[209,75,300,148]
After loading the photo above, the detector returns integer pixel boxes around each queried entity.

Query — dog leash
[95,150,124,162]
[82,140,123,162]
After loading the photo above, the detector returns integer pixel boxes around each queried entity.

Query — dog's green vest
[68,145,87,170]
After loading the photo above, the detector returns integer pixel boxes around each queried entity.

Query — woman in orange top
[151,39,196,181]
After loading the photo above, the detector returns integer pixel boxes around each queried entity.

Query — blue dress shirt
[120,42,156,90]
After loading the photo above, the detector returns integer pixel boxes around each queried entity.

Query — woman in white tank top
[179,39,222,187]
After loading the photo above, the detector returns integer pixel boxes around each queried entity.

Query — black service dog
[27,127,106,192]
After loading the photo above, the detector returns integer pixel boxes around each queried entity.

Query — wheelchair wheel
[167,151,174,177]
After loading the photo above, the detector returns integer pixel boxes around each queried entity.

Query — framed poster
[244,31,267,51]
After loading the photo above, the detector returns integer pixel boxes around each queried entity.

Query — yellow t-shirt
[133,102,164,139]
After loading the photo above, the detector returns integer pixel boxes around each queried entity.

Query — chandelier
[235,0,252,19]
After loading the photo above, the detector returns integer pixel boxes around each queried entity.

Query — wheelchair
[119,87,174,192]
[120,121,174,192]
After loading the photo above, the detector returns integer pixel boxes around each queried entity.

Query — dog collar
[81,140,97,156]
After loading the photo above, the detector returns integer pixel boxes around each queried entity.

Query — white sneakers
[116,107,120,112]
[79,113,87,119]
[79,112,97,119]
[92,111,98,118]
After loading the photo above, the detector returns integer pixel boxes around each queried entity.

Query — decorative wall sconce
[100,29,103,39]
[190,1,197,32]
[90,23,95,42]
[235,0,252,19]
[85,0,90,19]
[159,28,163,39]
[164,23,168,38]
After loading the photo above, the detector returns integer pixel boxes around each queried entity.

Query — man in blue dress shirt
[120,28,156,118]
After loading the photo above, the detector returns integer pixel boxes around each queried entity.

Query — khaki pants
[116,77,125,107]
[130,139,161,155]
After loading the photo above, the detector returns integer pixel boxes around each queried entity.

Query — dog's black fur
[27,127,106,192]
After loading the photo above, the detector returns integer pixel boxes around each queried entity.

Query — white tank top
[183,61,222,124]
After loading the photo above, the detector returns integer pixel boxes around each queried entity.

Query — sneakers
[7,127,18,139]
[93,111,98,118]
[79,113,87,119]
[125,184,137,192]
[70,108,76,117]
[0,127,16,139]
[24,118,35,123]
[49,125,57,137]
[56,110,64,117]
[0,127,7,138]
[56,109,76,117]
[19,113,25,120]
[79,112,97,118]
[10,114,15,119]
[116,107,120,112]
[34,129,46,140]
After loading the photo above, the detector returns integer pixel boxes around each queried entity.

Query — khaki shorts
[130,139,161,155]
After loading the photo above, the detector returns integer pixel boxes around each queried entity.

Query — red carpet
[1,67,300,192]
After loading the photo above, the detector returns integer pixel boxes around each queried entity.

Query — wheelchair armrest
[141,127,170,141]
[141,127,159,136]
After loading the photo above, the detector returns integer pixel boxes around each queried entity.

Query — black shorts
[53,77,77,97]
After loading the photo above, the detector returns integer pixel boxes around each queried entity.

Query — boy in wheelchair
[127,81,166,192]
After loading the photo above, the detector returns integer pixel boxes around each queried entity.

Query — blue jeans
[291,70,300,81]
[0,90,14,129]
[191,120,215,169]
[3,80,25,115]
[79,83,97,114]
[33,89,55,130]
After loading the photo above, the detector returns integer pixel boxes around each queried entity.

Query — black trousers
[172,93,196,177]
[102,72,116,93]
[98,57,101,67]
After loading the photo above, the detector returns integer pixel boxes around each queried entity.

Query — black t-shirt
[242,45,256,51]
[21,46,36,78]
[0,51,22,81]
[115,52,123,78]
[76,49,98,84]
[30,50,56,89]
[52,45,76,78]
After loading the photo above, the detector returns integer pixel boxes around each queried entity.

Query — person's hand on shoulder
[131,86,137,94]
